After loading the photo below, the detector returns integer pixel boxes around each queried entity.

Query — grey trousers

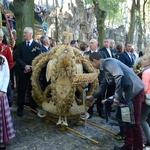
[141,102,150,143]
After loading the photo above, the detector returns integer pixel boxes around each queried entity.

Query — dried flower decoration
[31,47,40,52]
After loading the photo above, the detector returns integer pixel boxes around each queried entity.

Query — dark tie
[26,41,30,47]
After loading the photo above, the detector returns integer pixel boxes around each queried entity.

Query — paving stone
[7,104,125,150]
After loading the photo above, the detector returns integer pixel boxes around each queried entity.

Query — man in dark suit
[83,39,106,119]
[119,42,134,68]
[40,35,50,53]
[84,39,106,58]
[99,38,118,117]
[87,52,144,150]
[99,38,118,59]
[15,27,41,117]
[39,35,50,91]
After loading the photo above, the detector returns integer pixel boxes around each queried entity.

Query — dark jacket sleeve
[92,77,108,98]
[14,43,27,69]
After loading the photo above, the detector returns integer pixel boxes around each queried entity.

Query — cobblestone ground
[7,103,148,150]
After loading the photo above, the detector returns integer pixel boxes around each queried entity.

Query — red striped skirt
[0,94,15,143]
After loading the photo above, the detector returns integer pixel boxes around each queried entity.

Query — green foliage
[83,0,125,21]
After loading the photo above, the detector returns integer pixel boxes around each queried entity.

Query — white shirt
[106,48,112,57]
[26,39,33,46]
[0,55,10,92]
[44,45,50,51]
[125,50,132,60]
[91,49,98,53]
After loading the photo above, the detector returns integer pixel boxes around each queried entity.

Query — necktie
[26,41,30,47]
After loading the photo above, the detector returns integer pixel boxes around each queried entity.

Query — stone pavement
[7,104,148,150]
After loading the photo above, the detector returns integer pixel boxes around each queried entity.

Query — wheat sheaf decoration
[31,27,98,126]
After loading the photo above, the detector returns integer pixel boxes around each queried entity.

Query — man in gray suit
[86,52,144,150]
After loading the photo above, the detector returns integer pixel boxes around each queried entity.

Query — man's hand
[0,91,5,99]
[113,98,119,104]
[101,99,106,104]
[86,95,94,106]
[24,65,32,73]
[86,95,93,100]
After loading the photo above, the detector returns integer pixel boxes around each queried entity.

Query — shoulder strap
[142,66,150,72]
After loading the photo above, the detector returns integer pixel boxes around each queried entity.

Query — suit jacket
[92,58,144,101]
[14,40,41,76]
[40,45,50,53]
[119,51,134,68]
[99,47,118,59]
[84,49,107,58]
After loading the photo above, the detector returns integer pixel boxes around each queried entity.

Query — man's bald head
[89,39,99,51]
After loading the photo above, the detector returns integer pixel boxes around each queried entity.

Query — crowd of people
[69,38,150,150]
[0,23,149,150]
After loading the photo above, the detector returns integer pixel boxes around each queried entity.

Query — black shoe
[99,114,105,119]
[144,141,150,147]
[17,111,23,117]
[9,101,12,107]
[114,146,125,150]
[0,143,6,150]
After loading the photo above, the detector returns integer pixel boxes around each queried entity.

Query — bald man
[83,39,106,119]
[15,27,41,117]
[84,39,106,58]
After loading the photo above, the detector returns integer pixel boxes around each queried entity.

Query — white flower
[31,46,40,52]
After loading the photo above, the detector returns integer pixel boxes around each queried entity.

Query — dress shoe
[114,146,125,150]
[0,143,6,150]
[143,141,150,147]
[99,114,105,119]
[36,108,47,118]
[17,111,23,117]
[80,112,92,120]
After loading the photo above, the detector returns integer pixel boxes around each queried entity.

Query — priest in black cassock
[14,27,41,117]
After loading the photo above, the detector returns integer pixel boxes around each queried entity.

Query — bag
[104,96,135,126]
[145,94,150,106]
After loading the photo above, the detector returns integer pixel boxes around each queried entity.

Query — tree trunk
[55,8,59,43]
[137,0,143,50]
[143,0,147,47]
[92,0,107,47]
[55,0,59,7]
[46,0,49,8]
[14,0,34,43]
[126,0,136,43]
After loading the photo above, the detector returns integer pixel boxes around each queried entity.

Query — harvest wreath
[31,44,98,126]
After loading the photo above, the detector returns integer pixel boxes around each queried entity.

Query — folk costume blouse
[0,55,9,93]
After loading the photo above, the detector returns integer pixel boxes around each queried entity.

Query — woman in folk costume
[139,53,150,148]
[0,29,13,107]
[134,51,150,148]
[0,54,15,150]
